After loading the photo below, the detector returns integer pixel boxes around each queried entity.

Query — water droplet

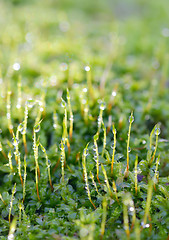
[128,114,134,123]
[61,99,67,108]
[142,140,146,144]
[84,66,90,72]
[34,124,40,133]
[83,149,89,157]
[7,113,11,119]
[26,99,35,108]
[69,116,73,121]
[128,147,131,152]
[82,99,86,105]
[13,63,20,71]
[18,123,24,133]
[93,145,97,152]
[47,160,51,167]
[129,206,134,212]
[111,143,115,149]
[112,91,117,97]
[99,102,106,111]
[16,104,21,109]
[8,233,14,240]
[155,126,160,136]
[141,222,150,228]
[60,63,68,71]
[12,138,19,147]
[82,88,88,93]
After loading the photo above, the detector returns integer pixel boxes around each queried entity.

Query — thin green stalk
[23,155,27,202]
[40,143,53,191]
[154,155,160,191]
[60,140,65,182]
[135,155,138,195]
[125,112,134,176]
[142,179,154,228]
[0,141,8,160]
[100,197,107,240]
[9,183,16,223]
[98,102,105,133]
[150,124,160,164]
[101,164,113,197]
[8,217,17,240]
[33,122,41,201]
[82,143,96,209]
[13,129,23,186]
[93,133,100,183]
[0,193,6,205]
[89,171,100,195]
[101,122,106,157]
[123,203,130,239]
[8,151,13,172]
[112,180,119,202]
[111,124,116,174]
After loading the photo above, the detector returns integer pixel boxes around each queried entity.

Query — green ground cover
[0,0,169,239]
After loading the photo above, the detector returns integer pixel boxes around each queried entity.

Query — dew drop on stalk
[26,99,34,108]
[128,115,134,123]
[7,113,11,119]
[13,63,20,71]
[129,206,134,212]
[48,160,51,167]
[111,143,115,149]
[84,66,90,72]
[60,63,68,71]
[112,91,117,97]
[99,102,106,111]
[12,138,19,147]
[18,123,24,133]
[61,99,67,108]
[83,88,88,93]
[82,99,86,105]
[128,147,131,152]
[34,124,40,133]
[155,126,160,136]
[141,222,150,228]
[8,233,14,240]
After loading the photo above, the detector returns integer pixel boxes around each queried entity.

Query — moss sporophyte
[0,1,169,239]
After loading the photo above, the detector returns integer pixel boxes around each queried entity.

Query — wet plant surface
[0,0,169,239]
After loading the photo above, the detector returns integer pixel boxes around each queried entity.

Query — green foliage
[0,0,169,239]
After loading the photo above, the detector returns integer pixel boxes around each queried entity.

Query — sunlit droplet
[155,126,160,136]
[84,66,90,72]
[13,63,20,71]
[83,88,88,93]
[60,63,68,71]
[112,91,117,97]
[129,115,134,123]
[128,147,131,152]
[34,125,40,133]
